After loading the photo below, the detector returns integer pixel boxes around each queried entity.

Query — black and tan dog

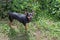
[8,11,34,31]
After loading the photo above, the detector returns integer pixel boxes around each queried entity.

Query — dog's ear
[24,11,29,16]
[32,10,35,16]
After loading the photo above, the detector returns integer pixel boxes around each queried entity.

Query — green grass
[0,11,60,40]
[0,17,60,40]
[57,0,60,2]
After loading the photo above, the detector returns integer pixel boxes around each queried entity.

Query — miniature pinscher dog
[8,11,34,31]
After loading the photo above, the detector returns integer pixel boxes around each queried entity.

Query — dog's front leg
[25,23,28,33]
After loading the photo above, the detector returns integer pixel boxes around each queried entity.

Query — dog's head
[25,11,34,21]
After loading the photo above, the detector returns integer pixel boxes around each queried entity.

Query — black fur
[8,12,32,26]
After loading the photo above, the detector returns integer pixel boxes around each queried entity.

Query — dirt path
[0,33,9,40]
[35,30,41,40]
[0,29,58,40]
[35,30,48,40]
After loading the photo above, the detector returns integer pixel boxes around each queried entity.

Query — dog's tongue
[28,17,31,21]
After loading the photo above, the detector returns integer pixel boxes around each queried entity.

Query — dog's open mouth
[28,17,31,21]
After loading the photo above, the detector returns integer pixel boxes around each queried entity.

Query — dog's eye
[30,13,32,15]
[30,14,31,15]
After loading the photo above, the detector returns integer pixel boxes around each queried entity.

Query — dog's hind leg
[8,15,13,27]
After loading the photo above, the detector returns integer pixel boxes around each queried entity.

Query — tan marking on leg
[25,23,28,33]
[25,23,28,31]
